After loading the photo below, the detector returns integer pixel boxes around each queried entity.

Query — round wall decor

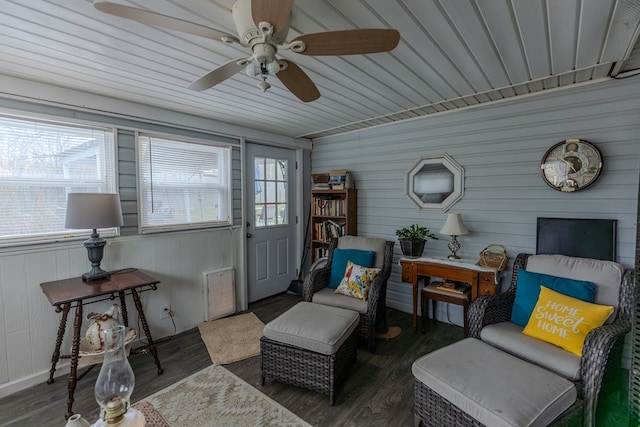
[540,138,603,192]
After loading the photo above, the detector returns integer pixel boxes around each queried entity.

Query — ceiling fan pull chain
[258,62,271,92]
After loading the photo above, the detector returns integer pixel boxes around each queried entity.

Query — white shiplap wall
[0,228,241,397]
[312,77,640,321]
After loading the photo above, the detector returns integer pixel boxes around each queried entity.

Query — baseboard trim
[0,363,70,399]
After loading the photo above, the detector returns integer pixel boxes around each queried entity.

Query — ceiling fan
[93,0,400,102]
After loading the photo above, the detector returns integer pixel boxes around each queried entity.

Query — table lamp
[65,193,123,281]
[440,213,470,260]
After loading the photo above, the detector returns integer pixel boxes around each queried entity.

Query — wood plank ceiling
[0,0,639,140]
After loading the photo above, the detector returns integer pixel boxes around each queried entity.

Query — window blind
[137,134,231,233]
[0,114,117,246]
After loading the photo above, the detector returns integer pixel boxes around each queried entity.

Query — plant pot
[399,239,426,258]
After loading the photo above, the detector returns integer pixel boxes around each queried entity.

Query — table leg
[119,291,129,327]
[421,290,426,334]
[431,299,437,325]
[130,288,163,375]
[412,278,418,332]
[66,302,83,419]
[47,303,70,384]
[463,299,469,338]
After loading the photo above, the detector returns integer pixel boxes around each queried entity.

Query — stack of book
[312,173,330,190]
[435,281,469,294]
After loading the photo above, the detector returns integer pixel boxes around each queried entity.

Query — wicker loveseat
[302,236,394,352]
[413,253,634,427]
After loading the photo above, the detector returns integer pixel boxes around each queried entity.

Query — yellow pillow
[334,261,380,301]
[522,286,614,356]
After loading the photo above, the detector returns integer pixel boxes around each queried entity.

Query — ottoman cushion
[412,338,576,427]
[263,302,359,355]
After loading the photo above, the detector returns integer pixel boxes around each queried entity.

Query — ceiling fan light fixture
[267,60,281,75]
[245,61,260,77]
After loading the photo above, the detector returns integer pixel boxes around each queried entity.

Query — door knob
[246,232,252,238]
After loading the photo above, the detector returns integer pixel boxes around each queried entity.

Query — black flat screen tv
[536,217,617,261]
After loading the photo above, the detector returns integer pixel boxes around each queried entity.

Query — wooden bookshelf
[311,189,357,262]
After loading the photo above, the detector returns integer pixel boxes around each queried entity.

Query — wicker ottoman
[412,338,581,427]
[261,301,359,405]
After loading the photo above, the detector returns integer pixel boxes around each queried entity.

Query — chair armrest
[302,266,330,301]
[580,317,631,427]
[366,274,385,316]
[468,291,515,338]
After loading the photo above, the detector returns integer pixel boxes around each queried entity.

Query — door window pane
[254,157,288,227]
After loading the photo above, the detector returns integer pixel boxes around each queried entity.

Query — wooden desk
[400,258,497,331]
[40,269,164,419]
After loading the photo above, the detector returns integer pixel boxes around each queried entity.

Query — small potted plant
[396,224,438,258]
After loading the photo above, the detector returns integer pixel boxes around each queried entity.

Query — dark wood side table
[421,282,471,337]
[40,269,164,419]
[400,257,497,332]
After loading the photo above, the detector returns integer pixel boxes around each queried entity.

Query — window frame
[405,154,465,212]
[136,131,233,234]
[0,111,118,248]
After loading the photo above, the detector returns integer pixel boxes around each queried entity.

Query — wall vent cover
[203,267,236,321]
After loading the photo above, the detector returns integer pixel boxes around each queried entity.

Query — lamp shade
[65,193,124,230]
[440,213,470,236]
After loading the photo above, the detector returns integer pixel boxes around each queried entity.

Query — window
[137,134,231,233]
[253,156,288,228]
[405,154,464,211]
[0,114,116,246]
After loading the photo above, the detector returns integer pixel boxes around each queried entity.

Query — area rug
[142,364,311,427]
[197,312,264,365]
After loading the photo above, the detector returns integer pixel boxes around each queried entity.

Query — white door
[245,143,298,302]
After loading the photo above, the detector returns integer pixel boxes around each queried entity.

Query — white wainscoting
[0,227,243,396]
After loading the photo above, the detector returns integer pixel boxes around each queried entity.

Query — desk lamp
[65,193,123,281]
[440,213,470,260]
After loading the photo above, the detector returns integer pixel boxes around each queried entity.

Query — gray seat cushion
[480,321,582,381]
[263,301,359,355]
[412,338,576,427]
[312,287,368,313]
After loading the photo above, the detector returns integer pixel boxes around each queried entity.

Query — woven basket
[478,244,509,271]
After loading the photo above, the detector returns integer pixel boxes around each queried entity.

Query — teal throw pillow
[328,248,376,289]
[511,270,596,327]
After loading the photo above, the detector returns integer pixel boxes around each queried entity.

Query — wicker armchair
[464,253,634,426]
[302,236,395,352]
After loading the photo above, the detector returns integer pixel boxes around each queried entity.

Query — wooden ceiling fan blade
[292,29,400,56]
[276,60,320,102]
[251,0,294,34]
[188,59,248,91]
[93,1,239,42]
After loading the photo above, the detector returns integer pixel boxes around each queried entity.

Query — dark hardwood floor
[0,293,464,426]
[0,293,628,426]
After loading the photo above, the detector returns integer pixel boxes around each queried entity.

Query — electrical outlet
[160,305,170,319]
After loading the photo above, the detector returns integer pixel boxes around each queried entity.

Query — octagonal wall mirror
[405,154,464,211]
